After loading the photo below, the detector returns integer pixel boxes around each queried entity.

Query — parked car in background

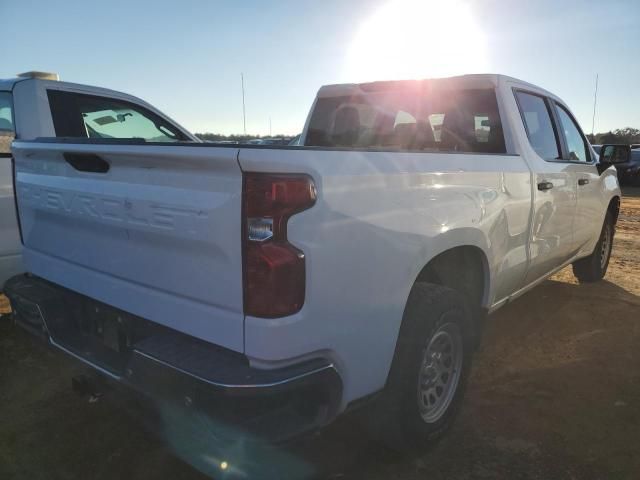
[619,148,640,185]
[288,134,302,146]
[595,144,640,185]
[246,137,292,145]
[3,74,629,471]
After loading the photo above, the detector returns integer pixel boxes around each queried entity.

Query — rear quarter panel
[239,148,532,405]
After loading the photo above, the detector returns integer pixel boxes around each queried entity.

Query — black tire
[364,283,474,451]
[572,211,614,283]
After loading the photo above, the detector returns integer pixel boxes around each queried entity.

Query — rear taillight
[242,173,316,318]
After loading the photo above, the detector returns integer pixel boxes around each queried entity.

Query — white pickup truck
[2,73,629,452]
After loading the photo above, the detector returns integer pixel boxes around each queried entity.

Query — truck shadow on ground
[287,278,640,479]
[1,278,639,480]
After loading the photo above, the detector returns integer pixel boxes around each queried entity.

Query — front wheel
[572,211,614,283]
[364,283,474,450]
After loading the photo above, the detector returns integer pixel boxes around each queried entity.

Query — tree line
[586,128,640,145]
[195,127,640,146]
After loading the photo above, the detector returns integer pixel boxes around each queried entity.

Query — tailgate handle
[64,153,110,173]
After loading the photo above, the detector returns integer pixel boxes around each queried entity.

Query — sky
[2,0,639,136]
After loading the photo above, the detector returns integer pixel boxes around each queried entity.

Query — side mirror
[597,144,631,175]
[599,144,630,165]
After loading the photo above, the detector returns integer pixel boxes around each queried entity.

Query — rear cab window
[305,85,506,154]
[0,91,14,155]
[47,90,188,142]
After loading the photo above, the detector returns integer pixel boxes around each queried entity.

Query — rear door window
[305,87,506,154]
[514,91,560,161]
[47,90,188,142]
[0,92,14,155]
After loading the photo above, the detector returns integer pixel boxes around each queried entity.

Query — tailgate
[12,141,244,352]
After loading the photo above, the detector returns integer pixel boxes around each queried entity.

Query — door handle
[537,181,554,191]
[64,153,110,173]
[578,178,590,186]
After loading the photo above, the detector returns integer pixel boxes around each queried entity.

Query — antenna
[241,73,247,136]
[269,117,272,137]
[591,73,598,136]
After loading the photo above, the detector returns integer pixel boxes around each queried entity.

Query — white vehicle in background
[0,72,197,291]
[0,84,23,290]
[2,72,628,470]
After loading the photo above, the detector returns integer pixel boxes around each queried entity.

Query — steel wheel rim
[600,223,612,269]
[417,320,463,423]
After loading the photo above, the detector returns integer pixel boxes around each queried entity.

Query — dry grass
[0,294,9,314]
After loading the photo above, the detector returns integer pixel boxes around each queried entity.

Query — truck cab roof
[0,77,25,91]
[0,71,60,90]
[0,74,198,142]
[317,73,558,102]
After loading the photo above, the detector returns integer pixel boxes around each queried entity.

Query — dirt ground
[1,189,639,480]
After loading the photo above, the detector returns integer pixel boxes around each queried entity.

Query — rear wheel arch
[414,245,489,312]
[394,245,490,352]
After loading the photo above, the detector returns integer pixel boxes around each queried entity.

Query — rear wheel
[364,283,474,450]
[572,212,614,283]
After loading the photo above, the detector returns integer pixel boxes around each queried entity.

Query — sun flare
[344,0,489,82]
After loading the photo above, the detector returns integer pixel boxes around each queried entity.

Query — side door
[551,102,603,255]
[513,90,577,286]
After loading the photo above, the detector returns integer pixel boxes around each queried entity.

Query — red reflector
[243,173,316,318]
[245,243,306,317]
